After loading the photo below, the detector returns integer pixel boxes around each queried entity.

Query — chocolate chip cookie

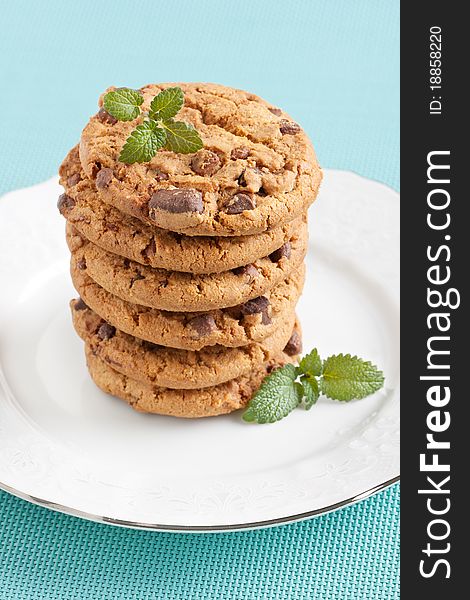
[67,222,307,312]
[59,146,304,274]
[71,265,305,350]
[79,82,322,236]
[72,300,298,389]
[85,345,298,417]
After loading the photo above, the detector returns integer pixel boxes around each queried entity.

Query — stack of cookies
[58,83,322,418]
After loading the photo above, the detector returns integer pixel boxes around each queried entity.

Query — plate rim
[0,476,399,533]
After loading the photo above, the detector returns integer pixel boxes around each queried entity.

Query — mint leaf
[162,120,203,154]
[103,88,143,121]
[320,354,384,401]
[242,364,302,424]
[150,87,184,120]
[299,348,322,377]
[300,374,319,409]
[119,121,166,164]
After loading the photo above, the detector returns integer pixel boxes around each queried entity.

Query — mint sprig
[102,86,203,164]
[242,349,384,424]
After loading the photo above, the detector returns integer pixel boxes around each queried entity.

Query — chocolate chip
[239,296,270,315]
[224,193,256,215]
[280,120,301,135]
[231,147,250,160]
[261,310,272,325]
[96,168,114,189]
[149,189,203,216]
[67,173,81,187]
[283,330,302,356]
[74,298,88,311]
[269,242,292,262]
[268,107,283,116]
[224,306,243,320]
[97,108,118,125]
[187,314,217,337]
[77,258,87,270]
[232,264,259,278]
[57,193,75,215]
[154,171,169,182]
[97,323,116,340]
[191,150,220,176]
[237,170,246,186]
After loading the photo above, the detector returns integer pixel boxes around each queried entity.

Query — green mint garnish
[102,86,203,164]
[299,348,322,377]
[242,364,303,424]
[320,354,385,401]
[300,374,319,409]
[149,87,184,120]
[119,121,167,164]
[103,88,143,121]
[162,120,204,154]
[242,349,384,424]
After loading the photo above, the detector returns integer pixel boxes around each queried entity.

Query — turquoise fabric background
[0,1,399,598]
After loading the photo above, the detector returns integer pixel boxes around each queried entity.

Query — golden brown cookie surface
[79,82,322,236]
[67,223,307,312]
[71,266,305,350]
[72,300,299,389]
[85,346,298,418]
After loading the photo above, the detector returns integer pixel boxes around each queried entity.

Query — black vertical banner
[401,4,466,597]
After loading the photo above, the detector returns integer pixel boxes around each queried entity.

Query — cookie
[59,146,305,274]
[85,345,298,417]
[71,265,305,350]
[71,300,298,389]
[67,222,307,312]
[78,82,322,236]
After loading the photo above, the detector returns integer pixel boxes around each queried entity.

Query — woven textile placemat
[0,1,399,597]
[0,486,399,599]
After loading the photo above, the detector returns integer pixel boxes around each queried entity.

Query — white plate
[0,170,399,532]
